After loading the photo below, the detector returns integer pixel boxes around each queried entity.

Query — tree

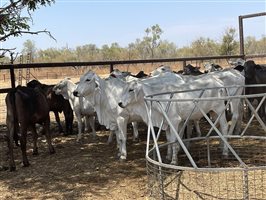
[191,37,219,56]
[219,27,238,55]
[143,24,163,58]
[22,39,37,60]
[0,0,55,57]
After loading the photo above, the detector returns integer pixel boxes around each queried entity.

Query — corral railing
[0,54,248,93]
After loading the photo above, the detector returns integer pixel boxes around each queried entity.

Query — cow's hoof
[32,150,39,156]
[23,162,30,167]
[49,148,56,154]
[9,166,16,171]
[119,155,127,162]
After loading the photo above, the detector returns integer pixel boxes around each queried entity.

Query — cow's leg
[107,130,114,144]
[228,100,241,135]
[165,128,172,161]
[54,111,64,134]
[63,108,73,135]
[30,125,39,155]
[132,122,139,142]
[170,118,182,165]
[76,113,83,142]
[88,115,96,138]
[117,117,128,160]
[20,126,30,167]
[234,101,243,135]
[6,118,16,171]
[219,112,229,156]
[84,116,89,133]
[44,118,55,154]
[194,120,201,137]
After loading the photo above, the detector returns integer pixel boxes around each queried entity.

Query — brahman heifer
[244,60,266,122]
[53,78,96,142]
[73,71,141,160]
[27,80,74,135]
[118,76,229,164]
[5,86,55,171]
[149,65,172,76]
[204,63,223,73]
[150,67,245,135]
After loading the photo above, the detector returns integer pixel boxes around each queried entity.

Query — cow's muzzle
[73,91,79,97]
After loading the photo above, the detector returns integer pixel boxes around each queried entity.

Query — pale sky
[1,0,266,52]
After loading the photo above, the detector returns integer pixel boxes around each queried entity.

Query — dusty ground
[0,123,149,200]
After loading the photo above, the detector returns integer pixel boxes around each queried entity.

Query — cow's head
[73,70,99,97]
[53,78,71,96]
[150,65,172,76]
[118,80,143,108]
[244,60,256,80]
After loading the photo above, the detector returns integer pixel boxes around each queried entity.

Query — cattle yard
[0,57,266,200]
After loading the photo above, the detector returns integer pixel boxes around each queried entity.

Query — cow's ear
[93,76,100,88]
[110,74,116,78]
[134,84,141,101]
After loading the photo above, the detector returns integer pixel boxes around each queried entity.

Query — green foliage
[0,0,55,52]
[6,24,264,63]
[219,27,238,55]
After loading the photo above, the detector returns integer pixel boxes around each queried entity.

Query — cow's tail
[8,88,20,146]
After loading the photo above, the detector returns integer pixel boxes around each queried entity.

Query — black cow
[27,80,74,135]
[5,86,55,171]
[183,64,204,75]
[244,60,266,122]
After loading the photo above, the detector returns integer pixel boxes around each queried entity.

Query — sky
[1,0,266,52]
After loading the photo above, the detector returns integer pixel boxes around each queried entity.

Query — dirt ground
[0,122,149,200]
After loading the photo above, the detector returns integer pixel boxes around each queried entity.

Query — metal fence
[144,85,266,200]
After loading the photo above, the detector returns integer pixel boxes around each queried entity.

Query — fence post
[183,61,186,70]
[239,15,244,56]
[10,66,16,89]
[110,63,114,73]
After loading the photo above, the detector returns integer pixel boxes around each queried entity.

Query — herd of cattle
[4,59,266,171]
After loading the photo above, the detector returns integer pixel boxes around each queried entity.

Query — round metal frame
[144,84,266,200]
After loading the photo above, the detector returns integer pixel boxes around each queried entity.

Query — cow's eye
[129,89,134,92]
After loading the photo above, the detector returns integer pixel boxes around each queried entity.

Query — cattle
[118,76,229,164]
[150,67,244,135]
[131,70,149,78]
[110,69,148,81]
[73,71,141,160]
[183,64,204,75]
[27,80,74,136]
[5,86,55,171]
[53,78,96,142]
[244,60,266,122]
[149,65,172,76]
[204,63,223,73]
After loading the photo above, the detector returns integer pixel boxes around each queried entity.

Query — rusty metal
[0,54,245,70]
[239,12,266,56]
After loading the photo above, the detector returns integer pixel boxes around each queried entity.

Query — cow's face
[119,81,142,108]
[53,78,69,95]
[74,71,98,97]
[150,65,171,76]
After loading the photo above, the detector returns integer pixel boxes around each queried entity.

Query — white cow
[118,76,229,164]
[150,65,172,76]
[151,67,245,135]
[73,71,141,160]
[53,78,96,141]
